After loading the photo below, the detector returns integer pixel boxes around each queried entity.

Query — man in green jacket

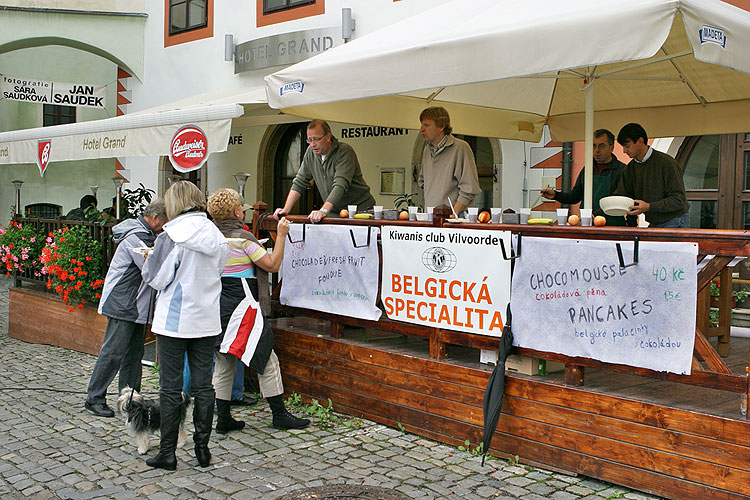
[614,123,690,228]
[273,119,375,223]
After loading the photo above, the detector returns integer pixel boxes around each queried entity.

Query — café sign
[234,27,343,73]
[1,74,107,109]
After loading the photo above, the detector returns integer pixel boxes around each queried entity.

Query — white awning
[0,86,304,165]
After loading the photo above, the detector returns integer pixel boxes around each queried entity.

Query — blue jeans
[86,318,145,405]
[651,213,690,228]
[182,352,244,399]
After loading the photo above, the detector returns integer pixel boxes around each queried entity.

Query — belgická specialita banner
[280,224,382,321]
[510,237,697,375]
[380,226,512,337]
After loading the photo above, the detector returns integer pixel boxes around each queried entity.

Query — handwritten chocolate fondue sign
[511,237,697,375]
[280,224,382,321]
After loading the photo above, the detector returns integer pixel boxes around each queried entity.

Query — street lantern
[90,185,98,198]
[233,172,251,200]
[11,180,23,216]
[112,176,125,219]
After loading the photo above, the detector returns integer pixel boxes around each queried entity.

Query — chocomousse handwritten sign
[280,224,381,321]
[381,226,511,337]
[510,237,697,375]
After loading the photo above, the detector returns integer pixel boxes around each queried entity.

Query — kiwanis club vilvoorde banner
[381,226,512,337]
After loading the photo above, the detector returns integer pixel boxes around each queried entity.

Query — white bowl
[415,212,429,221]
[599,195,634,216]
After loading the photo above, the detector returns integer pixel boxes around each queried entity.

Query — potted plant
[0,221,45,278]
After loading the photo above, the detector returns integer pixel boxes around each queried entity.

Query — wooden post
[252,201,268,237]
[330,321,343,339]
[565,365,584,386]
[716,267,732,357]
[429,328,447,359]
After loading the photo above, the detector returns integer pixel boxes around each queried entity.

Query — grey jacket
[97,216,157,323]
[291,137,376,212]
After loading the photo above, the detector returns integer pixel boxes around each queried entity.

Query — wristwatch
[319,207,329,215]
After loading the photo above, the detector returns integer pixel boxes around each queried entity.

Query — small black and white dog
[117,387,191,454]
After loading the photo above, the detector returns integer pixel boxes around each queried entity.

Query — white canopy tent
[265,0,750,208]
[0,86,304,166]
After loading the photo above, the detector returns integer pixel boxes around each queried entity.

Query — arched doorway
[676,133,750,229]
[259,123,322,215]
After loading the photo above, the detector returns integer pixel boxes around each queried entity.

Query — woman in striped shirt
[206,188,310,434]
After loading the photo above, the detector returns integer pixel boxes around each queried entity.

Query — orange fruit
[340,209,349,218]
[593,215,607,226]
[398,210,409,220]
[568,214,581,226]
[478,211,491,223]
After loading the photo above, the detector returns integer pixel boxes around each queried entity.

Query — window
[257,0,324,27]
[169,0,207,35]
[43,104,75,127]
[165,0,213,47]
[263,0,314,15]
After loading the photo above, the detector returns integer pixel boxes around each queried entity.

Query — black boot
[267,395,310,430]
[146,395,181,471]
[215,399,245,435]
[192,398,214,468]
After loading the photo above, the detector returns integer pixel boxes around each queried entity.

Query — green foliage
[284,392,363,430]
[507,454,520,466]
[397,422,405,434]
[121,183,155,219]
[394,192,420,211]
[458,439,484,456]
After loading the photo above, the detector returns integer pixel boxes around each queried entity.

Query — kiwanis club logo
[37,139,51,177]
[169,125,208,173]
[421,247,457,273]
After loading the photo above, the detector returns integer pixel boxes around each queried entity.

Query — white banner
[381,226,512,337]
[510,237,697,375]
[0,119,232,166]
[280,224,382,321]
[1,74,107,109]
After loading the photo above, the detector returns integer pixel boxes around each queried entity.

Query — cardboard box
[505,355,565,376]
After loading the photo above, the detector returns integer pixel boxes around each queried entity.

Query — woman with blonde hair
[206,188,309,433]
[142,181,228,470]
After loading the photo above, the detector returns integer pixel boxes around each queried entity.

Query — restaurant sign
[234,27,343,73]
[381,226,512,337]
[1,74,107,109]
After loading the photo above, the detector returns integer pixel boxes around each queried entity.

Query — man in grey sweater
[273,119,375,223]
[418,107,481,216]
[84,199,167,417]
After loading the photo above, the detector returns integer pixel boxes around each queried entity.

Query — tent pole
[583,80,594,210]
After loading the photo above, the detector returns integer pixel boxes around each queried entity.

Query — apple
[568,214,581,226]
[477,211,491,223]
[398,210,409,220]
[593,215,607,227]
[339,209,349,218]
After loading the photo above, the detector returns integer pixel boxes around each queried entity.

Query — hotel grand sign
[234,27,343,73]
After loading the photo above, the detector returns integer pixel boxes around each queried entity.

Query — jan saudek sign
[510,237,698,375]
[1,74,107,109]
[381,227,512,337]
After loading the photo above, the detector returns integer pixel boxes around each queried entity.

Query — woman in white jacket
[142,181,228,470]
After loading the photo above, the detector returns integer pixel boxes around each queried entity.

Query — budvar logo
[169,125,208,173]
[699,24,726,48]
[37,140,51,177]
[280,81,304,96]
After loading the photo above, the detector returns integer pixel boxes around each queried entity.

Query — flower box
[8,285,107,356]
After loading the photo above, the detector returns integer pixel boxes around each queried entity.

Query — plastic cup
[580,208,593,226]
[467,207,479,222]
[490,207,502,223]
[408,206,418,221]
[426,206,434,221]
[557,208,569,225]
[519,207,531,224]
[373,205,383,219]
[348,205,357,218]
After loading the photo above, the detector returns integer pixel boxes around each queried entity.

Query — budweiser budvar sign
[169,125,208,172]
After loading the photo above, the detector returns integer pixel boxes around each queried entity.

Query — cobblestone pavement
[0,277,662,500]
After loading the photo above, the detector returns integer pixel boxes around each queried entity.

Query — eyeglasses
[306,135,327,144]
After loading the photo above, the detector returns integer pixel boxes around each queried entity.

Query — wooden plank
[697,255,734,292]
[694,327,731,374]
[503,396,750,471]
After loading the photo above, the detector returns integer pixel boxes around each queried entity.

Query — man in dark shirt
[613,123,689,228]
[541,129,626,226]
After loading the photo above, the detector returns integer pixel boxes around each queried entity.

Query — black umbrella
[481,304,514,466]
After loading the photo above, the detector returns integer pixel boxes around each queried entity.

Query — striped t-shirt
[222,237,267,278]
